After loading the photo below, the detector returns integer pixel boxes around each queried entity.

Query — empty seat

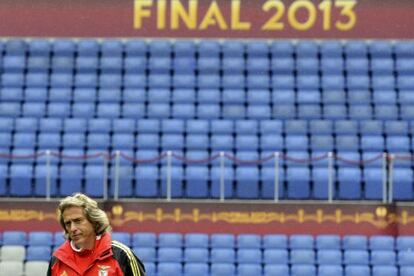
[343,235,368,250]
[237,234,261,249]
[211,234,235,248]
[317,250,342,265]
[184,233,209,248]
[290,235,314,249]
[24,261,49,276]
[344,250,369,265]
[0,245,26,261]
[0,261,24,276]
[2,231,26,246]
[210,248,236,263]
[158,233,183,248]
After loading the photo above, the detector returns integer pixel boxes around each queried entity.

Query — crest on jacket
[98,265,110,276]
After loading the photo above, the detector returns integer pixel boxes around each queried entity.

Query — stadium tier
[0,39,414,201]
[1,231,414,276]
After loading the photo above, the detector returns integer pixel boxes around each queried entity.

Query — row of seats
[2,231,414,251]
[3,103,414,120]
[0,260,47,276]
[2,133,414,152]
[1,39,413,58]
[0,162,408,199]
[1,155,413,199]
[2,118,413,136]
[1,260,412,276]
[3,88,414,106]
[4,243,414,265]
[2,56,412,77]
[1,72,413,90]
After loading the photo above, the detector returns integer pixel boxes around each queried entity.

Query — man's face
[63,206,96,249]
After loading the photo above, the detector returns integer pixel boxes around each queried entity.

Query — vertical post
[274,152,280,203]
[388,154,394,203]
[382,152,387,204]
[220,151,225,202]
[328,152,334,203]
[167,151,172,202]
[112,151,120,201]
[45,150,51,201]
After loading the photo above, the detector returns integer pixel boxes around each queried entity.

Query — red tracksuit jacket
[47,233,145,276]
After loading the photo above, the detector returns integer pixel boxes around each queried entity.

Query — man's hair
[58,193,111,239]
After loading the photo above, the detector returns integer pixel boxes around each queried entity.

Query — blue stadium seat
[375,105,399,120]
[369,41,392,58]
[184,233,209,248]
[133,247,156,263]
[364,167,385,200]
[264,264,289,276]
[316,235,341,250]
[263,249,288,265]
[185,166,209,198]
[316,248,340,266]
[370,250,396,266]
[211,248,236,263]
[290,235,314,250]
[111,232,131,247]
[2,231,26,245]
[59,164,83,196]
[9,164,33,196]
[345,265,371,276]
[183,263,209,276]
[125,40,147,57]
[26,245,51,261]
[318,265,343,276]
[34,164,58,197]
[260,163,285,198]
[84,165,105,197]
[15,118,38,133]
[158,233,183,248]
[337,167,362,198]
[157,263,182,276]
[135,165,158,197]
[286,167,310,199]
[262,234,287,249]
[236,234,261,249]
[132,232,157,248]
[372,265,398,276]
[210,166,234,199]
[77,39,99,56]
[320,58,343,75]
[291,264,316,276]
[211,234,235,248]
[28,231,53,247]
[235,166,259,199]
[210,263,235,276]
[343,235,368,250]
[183,248,208,263]
[392,168,414,200]
[344,250,370,265]
[237,264,262,276]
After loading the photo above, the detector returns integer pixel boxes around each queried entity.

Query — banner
[0,0,413,38]
[1,200,414,236]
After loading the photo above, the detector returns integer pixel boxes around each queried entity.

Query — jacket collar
[54,232,113,273]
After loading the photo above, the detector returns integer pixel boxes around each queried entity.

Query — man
[47,193,146,276]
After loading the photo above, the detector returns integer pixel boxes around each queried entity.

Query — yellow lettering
[134,0,153,29]
[231,0,251,30]
[171,0,197,30]
[319,0,332,31]
[157,0,167,29]
[199,1,228,30]
[288,0,317,31]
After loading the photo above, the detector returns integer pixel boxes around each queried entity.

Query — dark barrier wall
[0,0,413,38]
[1,201,413,236]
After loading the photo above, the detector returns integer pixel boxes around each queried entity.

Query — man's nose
[70,223,77,232]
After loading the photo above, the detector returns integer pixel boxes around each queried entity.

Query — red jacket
[47,233,145,276]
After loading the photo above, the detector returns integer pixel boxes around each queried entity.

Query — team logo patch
[98,265,111,276]
[60,271,68,276]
